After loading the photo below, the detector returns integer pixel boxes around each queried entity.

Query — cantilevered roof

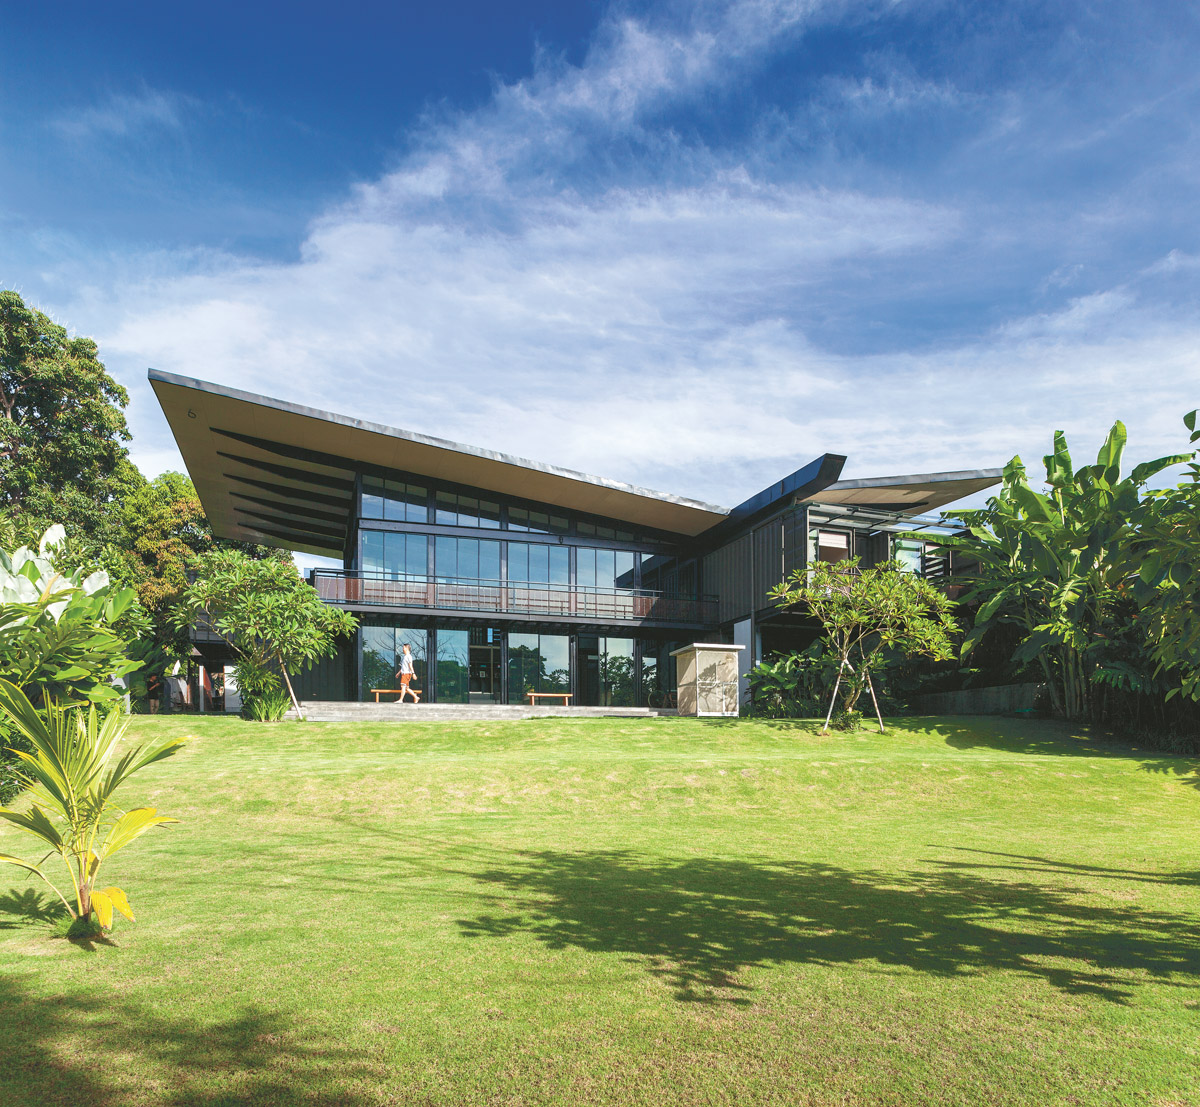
[801,469,1004,515]
[149,370,731,556]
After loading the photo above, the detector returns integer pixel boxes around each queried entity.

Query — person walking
[395,643,421,704]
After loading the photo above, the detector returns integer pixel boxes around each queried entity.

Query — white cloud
[51,87,191,141]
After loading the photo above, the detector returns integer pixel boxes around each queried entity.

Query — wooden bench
[526,692,573,706]
[371,688,422,702]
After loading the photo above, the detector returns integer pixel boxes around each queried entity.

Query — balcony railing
[310,570,717,626]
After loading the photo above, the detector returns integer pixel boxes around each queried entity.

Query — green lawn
[1,714,1198,1107]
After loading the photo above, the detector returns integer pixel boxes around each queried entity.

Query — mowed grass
[1,714,1198,1107]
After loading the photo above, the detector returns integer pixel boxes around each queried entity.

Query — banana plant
[922,422,1190,719]
[0,678,185,929]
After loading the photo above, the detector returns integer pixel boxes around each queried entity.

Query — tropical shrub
[0,678,185,930]
[770,558,958,732]
[746,646,833,717]
[0,525,143,705]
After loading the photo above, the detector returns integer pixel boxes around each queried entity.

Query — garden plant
[0,679,184,933]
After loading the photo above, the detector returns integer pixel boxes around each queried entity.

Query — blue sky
[3,0,1198,515]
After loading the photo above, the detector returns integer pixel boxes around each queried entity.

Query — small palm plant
[0,678,186,931]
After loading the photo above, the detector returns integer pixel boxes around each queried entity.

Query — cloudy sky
[3,0,1198,514]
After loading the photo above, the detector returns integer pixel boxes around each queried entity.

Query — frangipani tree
[0,678,185,929]
[770,558,957,732]
[177,549,357,720]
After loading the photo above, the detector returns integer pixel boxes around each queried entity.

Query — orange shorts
[400,673,412,686]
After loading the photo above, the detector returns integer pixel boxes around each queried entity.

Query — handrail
[309,569,716,625]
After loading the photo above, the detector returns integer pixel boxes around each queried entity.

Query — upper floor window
[508,506,569,534]
[361,530,428,579]
[813,530,851,564]
[893,537,924,574]
[577,519,636,542]
[436,491,501,529]
[577,547,636,591]
[508,541,569,585]
[362,478,428,523]
[435,536,501,582]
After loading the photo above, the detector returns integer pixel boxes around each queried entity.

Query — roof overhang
[149,371,730,556]
[801,469,1003,515]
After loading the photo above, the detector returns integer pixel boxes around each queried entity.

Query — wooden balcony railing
[310,570,717,626]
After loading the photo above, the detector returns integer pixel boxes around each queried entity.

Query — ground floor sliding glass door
[577,636,637,706]
[507,633,570,703]
[436,626,503,703]
[360,624,428,700]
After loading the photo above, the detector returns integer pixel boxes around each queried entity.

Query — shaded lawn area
[1,714,1198,1107]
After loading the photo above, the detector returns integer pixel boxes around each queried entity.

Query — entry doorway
[469,626,502,703]
[578,636,637,706]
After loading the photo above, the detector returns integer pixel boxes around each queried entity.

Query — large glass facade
[507,633,570,701]
[361,530,428,578]
[360,625,427,699]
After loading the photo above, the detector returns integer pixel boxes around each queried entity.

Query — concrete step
[287,701,675,722]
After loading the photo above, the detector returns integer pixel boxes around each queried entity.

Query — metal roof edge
[148,369,732,517]
[817,467,1004,492]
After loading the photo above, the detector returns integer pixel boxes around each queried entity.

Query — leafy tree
[0,290,138,540]
[82,472,288,669]
[928,422,1190,719]
[770,558,957,732]
[176,549,357,719]
[0,679,184,932]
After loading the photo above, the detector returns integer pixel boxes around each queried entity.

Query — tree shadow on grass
[0,974,378,1107]
[456,850,1200,1007]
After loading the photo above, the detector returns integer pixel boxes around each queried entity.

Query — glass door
[469,626,501,702]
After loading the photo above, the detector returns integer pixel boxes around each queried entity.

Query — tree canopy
[0,290,138,540]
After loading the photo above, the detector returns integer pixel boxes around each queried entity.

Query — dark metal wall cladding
[292,640,354,701]
[704,508,799,625]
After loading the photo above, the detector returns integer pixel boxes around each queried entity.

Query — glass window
[577,547,635,590]
[433,490,499,528]
[361,530,427,579]
[436,536,500,582]
[893,537,924,574]
[507,542,567,584]
[507,632,570,699]
[578,520,618,540]
[509,506,568,533]
[436,628,471,703]
[602,638,636,706]
[615,551,635,589]
[815,530,851,564]
[363,478,427,522]
[436,490,458,526]
[360,625,427,700]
